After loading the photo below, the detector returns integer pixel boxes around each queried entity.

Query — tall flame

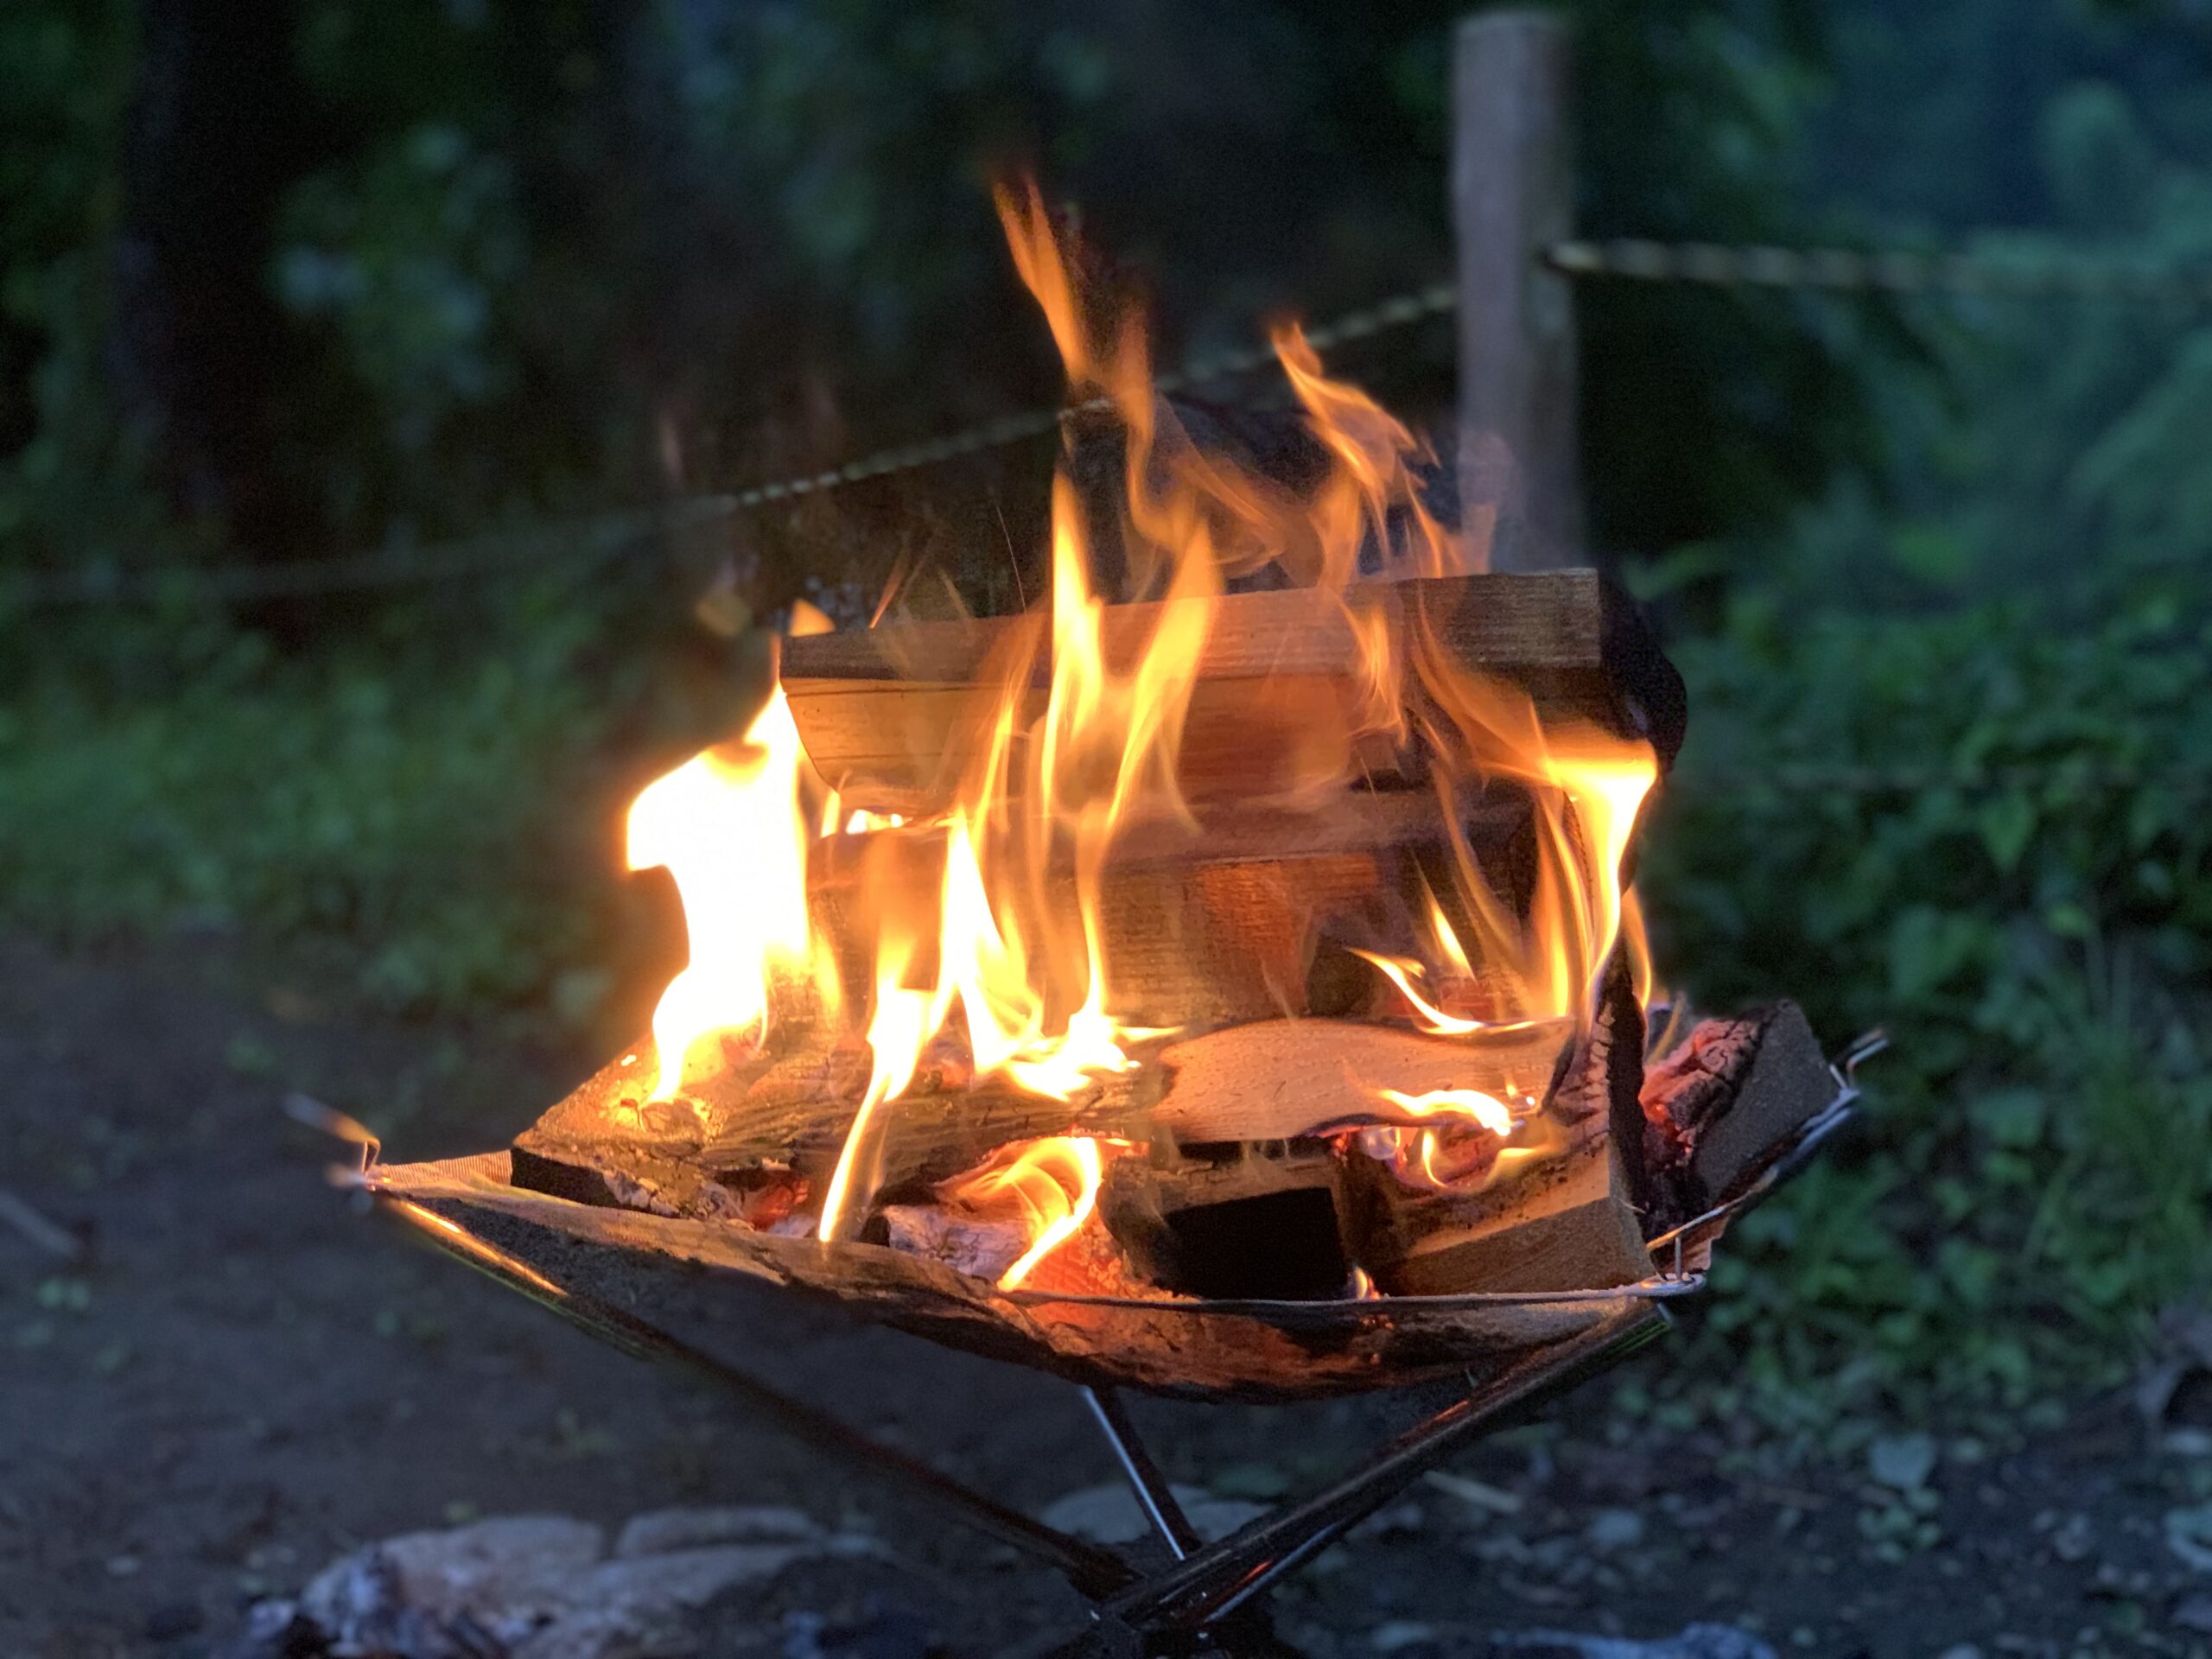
[624,683,830,1099]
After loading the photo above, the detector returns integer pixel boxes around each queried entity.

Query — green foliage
[277,122,529,527]
[1644,566,2212,1423]
[0,1,157,565]
[0,0,1885,592]
[1573,0,1904,550]
[0,615,620,1017]
[1769,34,2212,614]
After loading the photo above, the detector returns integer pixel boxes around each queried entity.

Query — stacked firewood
[509,571,1837,1304]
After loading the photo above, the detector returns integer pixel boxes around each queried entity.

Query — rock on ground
[229,1508,876,1659]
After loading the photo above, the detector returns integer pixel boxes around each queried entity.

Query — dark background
[2,2,2211,1650]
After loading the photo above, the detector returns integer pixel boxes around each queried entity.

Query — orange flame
[1402,685,1656,1037]
[624,680,836,1098]
[1376,1086,1517,1137]
[620,176,1662,1250]
[939,1135,1121,1289]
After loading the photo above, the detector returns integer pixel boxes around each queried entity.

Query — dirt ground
[3,933,2210,1659]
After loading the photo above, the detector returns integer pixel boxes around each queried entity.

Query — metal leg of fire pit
[1098,1303,1669,1637]
[1083,1386,1204,1560]
[378,1194,1137,1599]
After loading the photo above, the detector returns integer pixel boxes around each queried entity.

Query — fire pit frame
[342,1049,1869,1655]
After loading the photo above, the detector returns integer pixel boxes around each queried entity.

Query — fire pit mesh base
[340,1076,1859,1649]
[371,1153,1657,1401]
[360,1065,1852,1402]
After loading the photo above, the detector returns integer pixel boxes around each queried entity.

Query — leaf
[1971,1088,2048,1151]
[1888,522,1970,587]
[1887,906,1984,1003]
[1977,792,2036,874]
[1868,1432,1938,1492]
[2167,1504,2212,1573]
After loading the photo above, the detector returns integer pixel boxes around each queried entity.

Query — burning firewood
[1638,1001,1837,1214]
[1338,962,1655,1297]
[510,1037,1152,1225]
[447,178,1843,1386]
[347,177,1867,1441]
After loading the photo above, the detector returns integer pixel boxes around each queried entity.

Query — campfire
[367,184,1849,1408]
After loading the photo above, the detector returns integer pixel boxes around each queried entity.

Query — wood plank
[780,571,1681,811]
[1148,1019,1573,1147]
[800,785,1523,883]
[802,787,1536,1029]
[783,570,1614,684]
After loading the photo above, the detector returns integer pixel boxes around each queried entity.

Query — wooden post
[1453,10,1584,572]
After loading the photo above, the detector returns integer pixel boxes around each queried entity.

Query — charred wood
[1101,1141,1352,1300]
[1639,1001,1835,1213]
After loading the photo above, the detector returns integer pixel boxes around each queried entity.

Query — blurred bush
[0,616,605,1014]
[1645,562,2212,1425]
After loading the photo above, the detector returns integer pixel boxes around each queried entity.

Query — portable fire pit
[360,1001,1862,1651]
[349,189,1872,1654]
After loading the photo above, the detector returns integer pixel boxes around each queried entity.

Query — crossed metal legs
[1075,1306,1666,1643]
[380,1195,1665,1654]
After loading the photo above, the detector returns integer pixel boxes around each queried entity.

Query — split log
[1340,967,1653,1296]
[781,569,1685,813]
[509,1035,1156,1224]
[1638,1001,1835,1213]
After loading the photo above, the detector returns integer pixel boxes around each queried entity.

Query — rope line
[723,282,1460,512]
[1546,238,2212,302]
[15,236,2212,610]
